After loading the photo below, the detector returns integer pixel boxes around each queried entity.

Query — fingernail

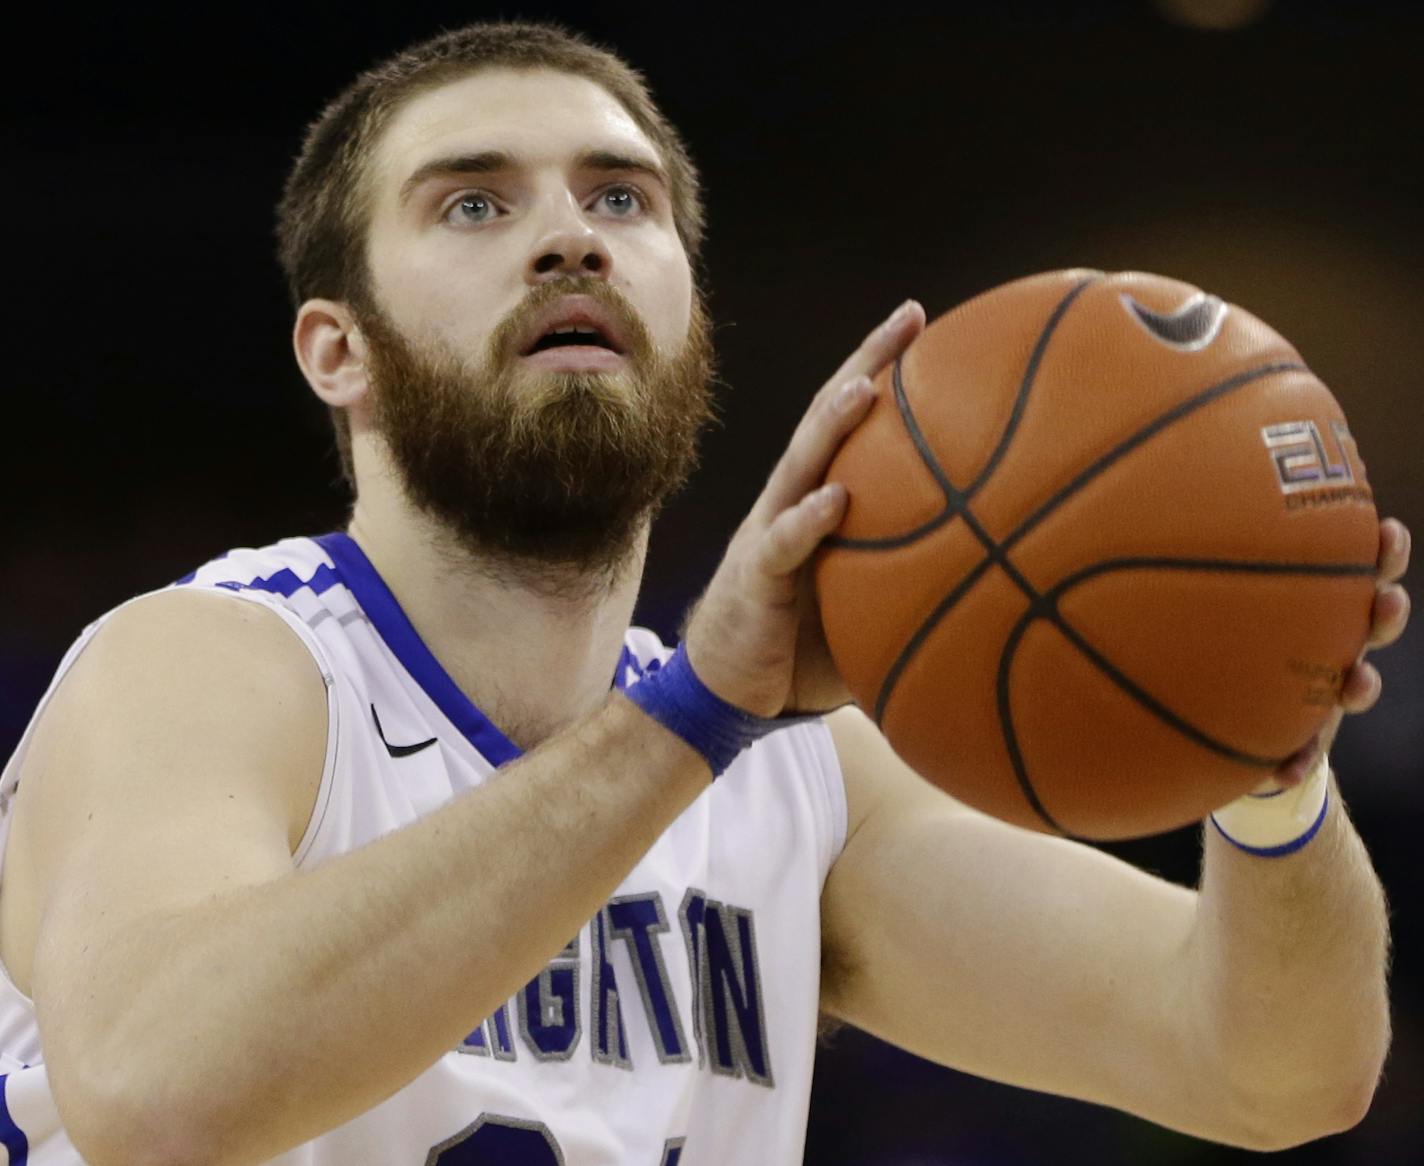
[818,482,844,511]
[886,299,915,328]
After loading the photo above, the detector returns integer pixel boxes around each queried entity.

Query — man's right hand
[683,299,926,718]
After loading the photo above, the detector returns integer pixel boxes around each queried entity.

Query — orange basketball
[815,270,1379,840]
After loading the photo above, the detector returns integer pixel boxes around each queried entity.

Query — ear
[293,299,372,409]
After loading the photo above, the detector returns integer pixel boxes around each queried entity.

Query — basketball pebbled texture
[815,269,1379,840]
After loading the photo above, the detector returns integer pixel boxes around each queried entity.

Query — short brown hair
[275,21,706,487]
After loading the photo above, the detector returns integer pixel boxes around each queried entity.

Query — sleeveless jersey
[0,533,847,1165]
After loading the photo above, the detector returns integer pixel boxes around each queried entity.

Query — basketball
[815,270,1379,840]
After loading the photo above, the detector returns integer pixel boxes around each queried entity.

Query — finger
[826,299,927,389]
[1339,660,1382,715]
[1378,517,1411,584]
[756,300,925,519]
[757,374,875,520]
[753,482,848,579]
[1272,732,1324,787]
[1366,583,1410,650]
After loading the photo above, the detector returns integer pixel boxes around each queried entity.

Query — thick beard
[359,278,715,589]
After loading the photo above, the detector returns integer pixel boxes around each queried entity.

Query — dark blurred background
[3,0,1420,1161]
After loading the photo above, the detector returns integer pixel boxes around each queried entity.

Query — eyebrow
[398,148,669,206]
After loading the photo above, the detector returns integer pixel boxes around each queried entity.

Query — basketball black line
[1045,555,1377,590]
[965,274,1101,496]
[996,555,1374,834]
[863,373,1062,718]
[996,610,1073,836]
[864,280,1107,712]
[824,359,957,550]
[875,358,1308,723]
[1042,616,1283,768]
[822,495,956,550]
[997,360,1306,558]
[825,359,963,551]
[868,489,1051,724]
[872,551,995,722]
[828,275,1100,552]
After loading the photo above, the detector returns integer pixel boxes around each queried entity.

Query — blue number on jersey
[430,1115,561,1164]
[429,1116,689,1164]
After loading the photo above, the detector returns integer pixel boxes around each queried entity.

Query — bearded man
[0,21,1410,1166]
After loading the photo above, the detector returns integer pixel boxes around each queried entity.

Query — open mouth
[524,325,622,356]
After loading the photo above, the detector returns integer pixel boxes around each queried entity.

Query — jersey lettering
[459,887,770,1088]
[428,1114,563,1165]
[519,936,581,1061]
[590,907,631,1069]
[460,1003,515,1060]
[680,889,774,1085]
[608,892,689,1064]
[427,1116,691,1166]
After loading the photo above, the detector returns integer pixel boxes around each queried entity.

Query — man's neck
[345,489,647,753]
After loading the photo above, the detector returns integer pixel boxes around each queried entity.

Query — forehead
[372,67,657,191]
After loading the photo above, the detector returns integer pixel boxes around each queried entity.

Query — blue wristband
[624,644,810,777]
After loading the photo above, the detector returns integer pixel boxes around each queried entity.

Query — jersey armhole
[211,590,340,865]
[800,719,849,883]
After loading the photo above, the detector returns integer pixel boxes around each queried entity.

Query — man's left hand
[1271,515,1412,788]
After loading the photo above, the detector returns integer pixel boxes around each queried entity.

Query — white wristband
[1209,752,1331,857]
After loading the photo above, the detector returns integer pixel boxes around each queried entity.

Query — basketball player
[0,21,1411,1165]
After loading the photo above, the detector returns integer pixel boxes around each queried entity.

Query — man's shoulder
[91,529,341,694]
[72,585,330,726]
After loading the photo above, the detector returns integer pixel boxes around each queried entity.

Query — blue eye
[452,193,497,223]
[599,185,643,216]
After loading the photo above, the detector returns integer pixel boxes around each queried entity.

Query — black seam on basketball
[956,504,1040,598]
[871,485,1044,724]
[868,282,1107,714]
[1039,555,1373,767]
[1048,556,1377,588]
[995,555,1372,835]
[998,361,1306,557]
[826,360,958,550]
[873,553,997,723]
[966,274,1100,496]
[824,508,955,550]
[891,355,965,502]
[830,275,1099,552]
[870,493,1043,723]
[873,359,1309,725]
[1042,613,1280,768]
[996,610,1073,836]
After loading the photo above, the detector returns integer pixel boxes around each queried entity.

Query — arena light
[1152,0,1274,30]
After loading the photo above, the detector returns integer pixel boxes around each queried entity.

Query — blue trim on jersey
[313,533,524,767]
[614,644,640,691]
[211,562,341,600]
[0,1074,30,1164]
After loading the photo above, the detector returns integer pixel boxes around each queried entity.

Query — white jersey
[0,533,847,1165]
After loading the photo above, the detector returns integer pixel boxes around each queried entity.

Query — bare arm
[1190,774,1390,1135]
[818,510,1410,1153]
[24,591,707,1164]
[18,303,927,1166]
[820,708,1390,1151]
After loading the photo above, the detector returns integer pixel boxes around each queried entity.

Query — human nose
[526,193,612,284]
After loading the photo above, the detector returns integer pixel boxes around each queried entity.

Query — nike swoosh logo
[1121,291,1227,352]
[370,704,439,758]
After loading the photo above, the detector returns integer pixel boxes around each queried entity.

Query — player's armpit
[817,706,1343,1152]
[7,589,329,1157]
